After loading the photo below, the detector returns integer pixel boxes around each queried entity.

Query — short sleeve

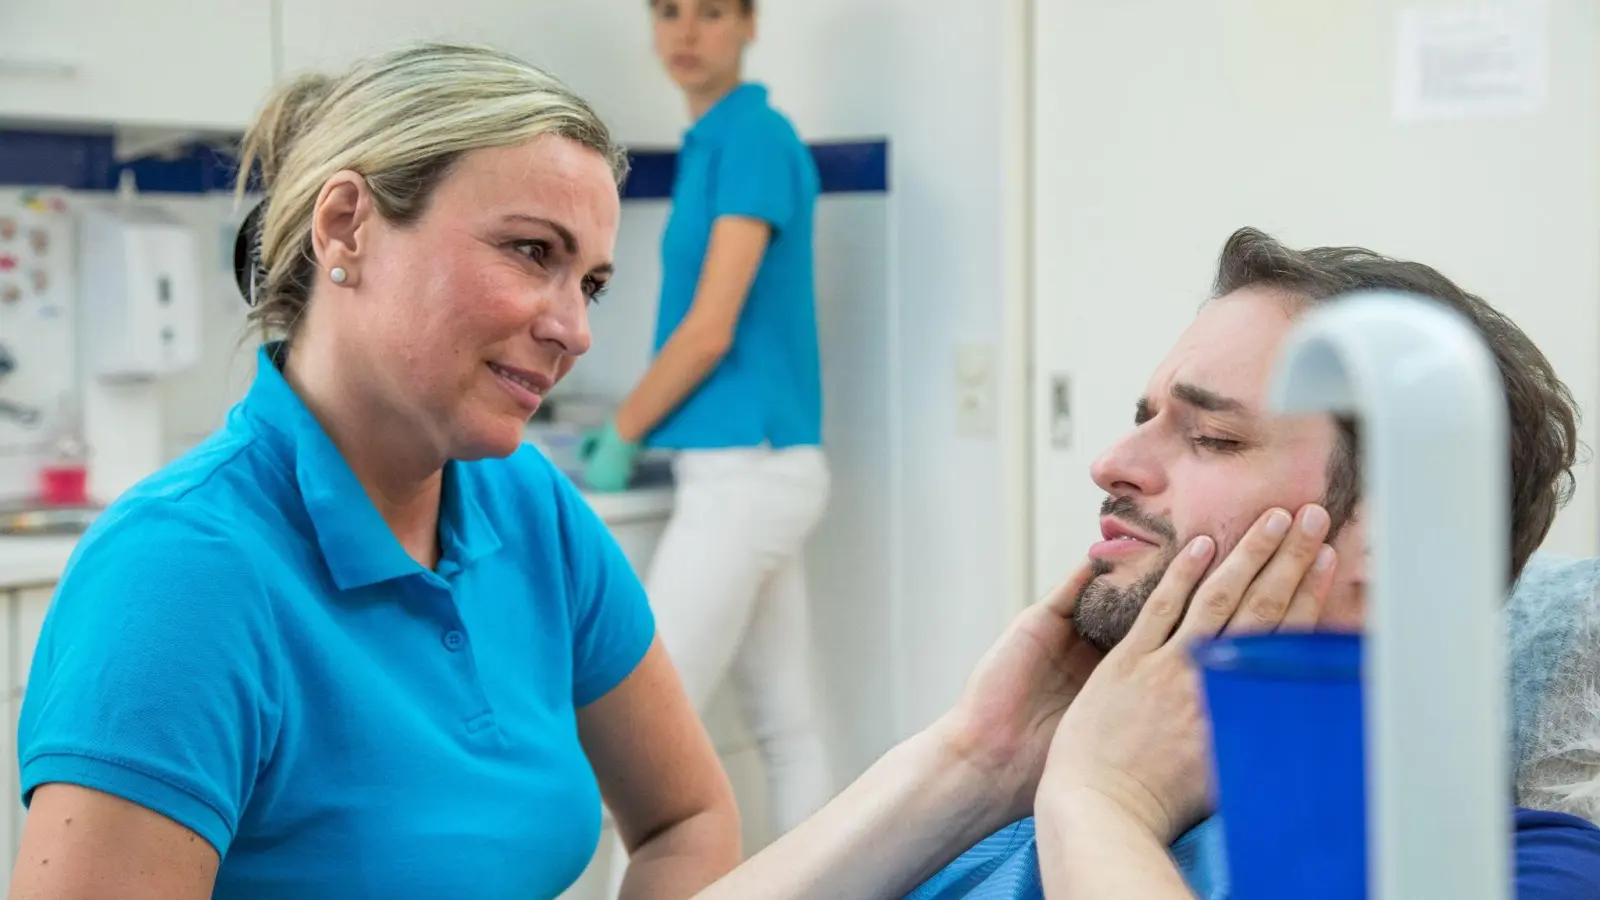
[553,475,657,707]
[1513,808,1600,899]
[18,502,282,857]
[712,120,803,232]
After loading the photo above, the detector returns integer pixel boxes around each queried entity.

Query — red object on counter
[39,463,89,506]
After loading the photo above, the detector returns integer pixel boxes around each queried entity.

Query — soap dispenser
[76,199,202,381]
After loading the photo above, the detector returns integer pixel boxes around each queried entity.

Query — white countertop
[580,485,675,523]
[0,486,675,591]
[0,535,79,590]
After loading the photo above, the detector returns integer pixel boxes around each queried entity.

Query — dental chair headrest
[1508,553,1600,825]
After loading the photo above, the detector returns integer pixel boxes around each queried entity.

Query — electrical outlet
[954,343,997,438]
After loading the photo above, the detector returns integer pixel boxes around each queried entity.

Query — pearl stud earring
[330,267,348,285]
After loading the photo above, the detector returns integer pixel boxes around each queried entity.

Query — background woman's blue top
[17,346,657,899]
[648,82,823,450]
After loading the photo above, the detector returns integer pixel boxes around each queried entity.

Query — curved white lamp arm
[1270,291,1510,900]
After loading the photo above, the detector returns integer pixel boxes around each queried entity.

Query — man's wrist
[1037,778,1173,847]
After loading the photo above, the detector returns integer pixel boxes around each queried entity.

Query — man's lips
[1090,516,1161,561]
[1100,516,1159,544]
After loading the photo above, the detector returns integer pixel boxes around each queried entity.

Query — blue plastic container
[1192,632,1368,900]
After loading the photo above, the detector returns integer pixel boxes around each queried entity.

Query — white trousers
[607,445,832,894]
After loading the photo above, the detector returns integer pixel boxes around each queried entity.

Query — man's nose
[1090,431,1166,498]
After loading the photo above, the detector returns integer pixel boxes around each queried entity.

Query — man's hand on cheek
[1035,503,1337,845]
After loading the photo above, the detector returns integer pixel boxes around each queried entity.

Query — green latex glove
[579,420,640,493]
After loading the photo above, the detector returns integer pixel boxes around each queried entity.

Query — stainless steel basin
[0,503,99,536]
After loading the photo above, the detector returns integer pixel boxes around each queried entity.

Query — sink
[0,502,100,536]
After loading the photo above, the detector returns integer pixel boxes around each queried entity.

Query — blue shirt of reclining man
[906,807,1600,899]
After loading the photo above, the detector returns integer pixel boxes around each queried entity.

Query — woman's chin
[451,420,528,462]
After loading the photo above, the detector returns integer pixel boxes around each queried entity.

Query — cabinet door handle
[0,57,79,78]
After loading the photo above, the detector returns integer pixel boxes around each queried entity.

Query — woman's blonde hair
[234,41,629,341]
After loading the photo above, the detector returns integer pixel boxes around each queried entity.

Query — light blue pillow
[1507,553,1600,824]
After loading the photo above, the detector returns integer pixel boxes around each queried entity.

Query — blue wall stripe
[0,129,888,198]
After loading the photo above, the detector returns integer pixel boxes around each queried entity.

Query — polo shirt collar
[238,343,501,590]
[686,82,768,143]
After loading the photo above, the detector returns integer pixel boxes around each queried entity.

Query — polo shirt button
[442,630,465,652]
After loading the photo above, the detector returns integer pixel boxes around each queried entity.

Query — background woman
[584,0,833,866]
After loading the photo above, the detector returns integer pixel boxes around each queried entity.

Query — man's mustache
[1100,495,1178,544]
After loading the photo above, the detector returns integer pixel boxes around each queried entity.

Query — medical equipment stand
[1270,291,1511,900]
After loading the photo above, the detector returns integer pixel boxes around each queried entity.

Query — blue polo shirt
[907,808,1600,899]
[18,345,656,899]
[648,82,823,450]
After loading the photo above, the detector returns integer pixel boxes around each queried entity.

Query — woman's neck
[280,337,445,569]
[688,76,741,121]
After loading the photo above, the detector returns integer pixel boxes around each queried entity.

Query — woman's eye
[584,278,609,303]
[512,240,549,263]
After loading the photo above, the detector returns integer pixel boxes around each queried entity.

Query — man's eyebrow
[1172,381,1252,416]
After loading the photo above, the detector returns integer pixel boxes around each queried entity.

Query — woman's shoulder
[62,433,281,606]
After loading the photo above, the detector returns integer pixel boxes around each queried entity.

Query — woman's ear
[310,170,373,289]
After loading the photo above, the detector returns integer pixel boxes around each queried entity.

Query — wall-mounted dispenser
[76,204,201,381]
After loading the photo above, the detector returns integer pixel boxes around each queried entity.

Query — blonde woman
[12,43,738,900]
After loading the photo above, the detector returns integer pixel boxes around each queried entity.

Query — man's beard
[1072,495,1181,653]
[1071,493,1351,652]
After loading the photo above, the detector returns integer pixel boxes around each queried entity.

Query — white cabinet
[0,0,274,130]
[606,518,668,581]
[274,0,685,146]
[13,587,48,697]
[0,584,52,896]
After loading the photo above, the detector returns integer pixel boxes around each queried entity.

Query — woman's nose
[533,291,592,357]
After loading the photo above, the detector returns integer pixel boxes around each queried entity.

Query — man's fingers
[1278,544,1336,631]
[1222,504,1331,634]
[1121,536,1216,654]
[1039,557,1101,616]
[1171,508,1292,642]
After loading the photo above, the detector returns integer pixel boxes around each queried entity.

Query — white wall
[876,0,1031,733]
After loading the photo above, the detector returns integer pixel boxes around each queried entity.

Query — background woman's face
[652,0,753,96]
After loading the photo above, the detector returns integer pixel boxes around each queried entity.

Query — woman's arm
[579,638,741,900]
[12,785,218,900]
[690,722,1014,900]
[611,216,770,442]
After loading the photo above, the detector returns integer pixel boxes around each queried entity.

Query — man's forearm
[618,806,741,900]
[693,725,1016,900]
[1036,788,1195,899]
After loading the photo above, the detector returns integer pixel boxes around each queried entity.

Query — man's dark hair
[650,0,755,13]
[1213,227,1580,582]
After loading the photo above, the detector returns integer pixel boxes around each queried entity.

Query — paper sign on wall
[1393,2,1550,121]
